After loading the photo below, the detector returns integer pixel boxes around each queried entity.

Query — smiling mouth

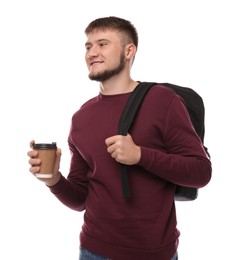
[90,61,103,66]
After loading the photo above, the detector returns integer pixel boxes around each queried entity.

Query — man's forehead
[85,29,121,44]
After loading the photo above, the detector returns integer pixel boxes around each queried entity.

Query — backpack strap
[118,82,157,198]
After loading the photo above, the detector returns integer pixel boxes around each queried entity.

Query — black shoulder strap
[118,82,157,135]
[118,82,157,198]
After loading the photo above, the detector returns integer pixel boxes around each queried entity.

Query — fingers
[29,165,40,174]
[106,142,116,155]
[105,135,126,163]
[105,135,117,147]
[28,157,41,174]
[105,136,121,156]
[27,149,37,158]
[27,146,41,174]
[105,134,140,165]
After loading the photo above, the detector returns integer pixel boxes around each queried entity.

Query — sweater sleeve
[138,94,212,188]
[49,139,89,211]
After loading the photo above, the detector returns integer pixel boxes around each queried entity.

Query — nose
[86,45,99,59]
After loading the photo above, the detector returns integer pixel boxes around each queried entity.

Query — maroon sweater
[50,85,211,260]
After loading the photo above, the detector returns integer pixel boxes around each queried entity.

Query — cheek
[108,54,121,67]
[85,55,90,68]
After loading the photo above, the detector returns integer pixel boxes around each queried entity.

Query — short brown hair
[85,16,138,49]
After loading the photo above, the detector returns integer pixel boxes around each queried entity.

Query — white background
[0,0,235,259]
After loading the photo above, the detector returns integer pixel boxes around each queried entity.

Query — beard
[88,52,125,82]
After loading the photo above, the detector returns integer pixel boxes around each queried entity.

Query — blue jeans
[79,248,178,260]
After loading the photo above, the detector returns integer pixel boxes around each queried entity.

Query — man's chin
[89,71,100,80]
[88,72,108,82]
[88,75,101,82]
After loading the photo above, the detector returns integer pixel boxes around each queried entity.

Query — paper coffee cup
[32,142,57,178]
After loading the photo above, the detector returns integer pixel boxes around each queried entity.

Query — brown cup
[32,142,57,178]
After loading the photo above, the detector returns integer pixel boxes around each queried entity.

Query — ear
[125,44,137,60]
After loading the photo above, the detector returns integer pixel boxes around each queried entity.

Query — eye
[85,43,91,51]
[99,42,108,47]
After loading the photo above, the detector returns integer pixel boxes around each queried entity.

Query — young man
[28,16,212,260]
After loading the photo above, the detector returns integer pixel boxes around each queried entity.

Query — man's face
[85,29,126,82]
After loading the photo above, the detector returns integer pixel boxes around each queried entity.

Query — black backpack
[118,82,209,201]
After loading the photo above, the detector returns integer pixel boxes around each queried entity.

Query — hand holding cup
[27,140,62,186]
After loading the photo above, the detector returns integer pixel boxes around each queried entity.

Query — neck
[99,78,138,95]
